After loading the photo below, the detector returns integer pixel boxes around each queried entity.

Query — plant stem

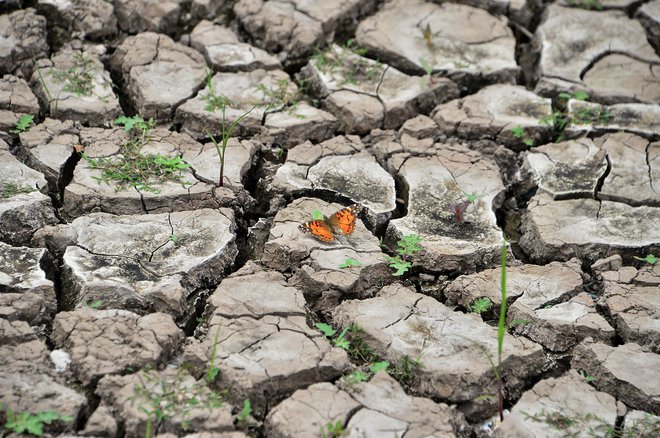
[497,239,507,421]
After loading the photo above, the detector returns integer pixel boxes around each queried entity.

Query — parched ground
[1,0,659,437]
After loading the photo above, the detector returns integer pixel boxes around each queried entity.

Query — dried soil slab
[600,262,660,353]
[301,44,459,134]
[520,193,660,264]
[271,136,396,227]
[623,410,660,436]
[0,9,48,76]
[97,368,235,437]
[567,99,660,139]
[637,0,660,50]
[0,242,56,327]
[37,0,117,41]
[182,262,350,413]
[386,144,505,273]
[61,128,253,218]
[266,372,470,437]
[499,370,618,437]
[0,372,86,435]
[356,0,518,85]
[110,32,207,120]
[0,147,58,246]
[114,0,179,34]
[52,308,184,385]
[234,0,376,65]
[572,341,660,415]
[32,45,122,126]
[333,284,545,419]
[431,84,553,150]
[191,0,227,21]
[189,20,281,72]
[534,5,660,104]
[176,69,336,146]
[52,209,237,318]
[0,75,39,142]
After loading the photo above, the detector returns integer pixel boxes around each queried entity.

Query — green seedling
[0,181,35,198]
[346,324,377,363]
[321,420,346,438]
[235,399,252,428]
[339,257,362,269]
[83,299,103,309]
[385,234,424,277]
[341,369,369,385]
[388,354,424,388]
[419,22,441,52]
[634,254,658,264]
[50,53,96,96]
[511,125,535,146]
[312,210,325,220]
[495,239,508,421]
[469,297,493,315]
[316,323,351,350]
[559,91,589,101]
[369,361,389,373]
[207,325,221,384]
[1,407,72,437]
[10,114,34,134]
[578,369,595,383]
[312,42,382,87]
[168,234,178,245]
[201,69,232,113]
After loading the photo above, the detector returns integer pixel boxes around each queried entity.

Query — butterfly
[299,204,364,242]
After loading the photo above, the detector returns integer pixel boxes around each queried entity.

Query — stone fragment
[499,370,618,437]
[32,45,122,126]
[572,341,660,415]
[97,368,234,437]
[0,242,56,327]
[234,0,376,65]
[114,0,180,34]
[0,146,58,245]
[431,84,553,150]
[110,32,207,120]
[190,20,281,72]
[520,193,660,264]
[51,209,237,318]
[385,144,505,273]
[37,0,117,41]
[181,263,350,413]
[0,75,40,114]
[600,262,660,353]
[567,99,660,139]
[266,372,470,437]
[356,0,518,86]
[637,0,660,50]
[534,4,660,104]
[333,284,545,419]
[301,44,459,133]
[0,9,48,76]
[623,410,660,436]
[82,402,117,437]
[51,308,184,385]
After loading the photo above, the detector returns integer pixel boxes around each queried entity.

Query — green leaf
[469,297,492,314]
[208,367,220,383]
[573,91,589,101]
[385,255,411,276]
[312,210,325,220]
[10,114,34,134]
[343,370,369,384]
[558,92,573,100]
[237,399,251,420]
[339,257,362,269]
[509,318,530,327]
[523,138,535,147]
[315,322,337,337]
[633,254,657,264]
[369,361,390,373]
[396,234,423,256]
[334,337,350,350]
[511,125,524,138]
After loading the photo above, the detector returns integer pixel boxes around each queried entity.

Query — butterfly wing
[327,204,363,235]
[299,220,335,242]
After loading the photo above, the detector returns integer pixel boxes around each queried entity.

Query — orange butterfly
[299,204,364,242]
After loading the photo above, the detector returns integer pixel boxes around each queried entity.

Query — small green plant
[168,234,178,245]
[256,78,301,110]
[235,399,252,428]
[339,257,362,269]
[495,239,508,421]
[419,23,441,52]
[369,360,389,373]
[634,254,658,264]
[50,53,96,96]
[578,369,596,383]
[0,181,35,198]
[385,234,423,276]
[321,419,346,438]
[511,125,535,146]
[201,69,232,113]
[312,42,382,87]
[316,323,351,350]
[469,297,493,315]
[388,354,424,388]
[571,105,613,125]
[9,114,34,134]
[2,407,73,436]
[346,324,377,363]
[207,325,221,384]
[559,91,589,101]
[83,299,103,309]
[341,369,369,385]
[418,58,437,89]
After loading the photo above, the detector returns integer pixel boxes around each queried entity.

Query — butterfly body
[299,204,363,242]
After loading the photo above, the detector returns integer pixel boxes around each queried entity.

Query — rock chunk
[51,308,184,385]
[637,0,660,51]
[32,45,122,126]
[37,0,117,41]
[333,284,545,419]
[0,9,48,77]
[499,370,618,437]
[386,143,506,273]
[0,75,40,114]
[0,242,56,327]
[534,4,660,104]
[520,193,660,263]
[50,209,237,319]
[110,32,207,120]
[300,44,459,134]
[114,0,180,35]
[572,341,660,415]
[182,263,350,413]
[431,84,553,150]
[189,20,281,72]
[567,99,660,139]
[0,146,58,245]
[356,0,518,86]
[266,372,470,437]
